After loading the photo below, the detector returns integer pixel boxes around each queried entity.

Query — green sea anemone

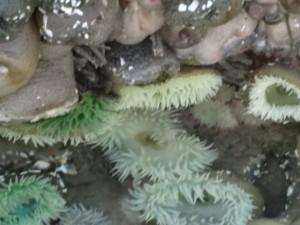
[0,94,113,147]
[91,109,217,181]
[127,173,254,225]
[247,66,300,122]
[0,175,65,225]
[113,67,222,110]
[59,203,111,225]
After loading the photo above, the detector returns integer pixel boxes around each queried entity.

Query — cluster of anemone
[0,66,222,147]
[97,107,261,225]
[1,1,300,225]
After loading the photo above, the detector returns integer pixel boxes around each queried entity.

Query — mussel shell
[0,19,40,98]
[0,0,37,41]
[163,0,243,27]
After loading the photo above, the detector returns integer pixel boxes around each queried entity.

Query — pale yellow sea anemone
[113,67,222,110]
[247,65,300,122]
[91,109,218,181]
[127,173,254,225]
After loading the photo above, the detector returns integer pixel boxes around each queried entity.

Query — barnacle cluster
[0,0,300,225]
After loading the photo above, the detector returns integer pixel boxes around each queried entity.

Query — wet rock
[0,44,78,123]
[100,38,180,85]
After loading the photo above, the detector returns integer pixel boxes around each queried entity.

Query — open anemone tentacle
[113,67,222,110]
[0,175,65,225]
[91,109,218,182]
[108,132,218,182]
[247,66,300,122]
[0,128,58,147]
[59,203,111,225]
[127,173,254,225]
[0,94,114,147]
[90,109,183,150]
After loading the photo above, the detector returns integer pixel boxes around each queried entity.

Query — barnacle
[0,94,113,147]
[127,173,254,225]
[92,109,217,181]
[59,203,111,225]
[0,175,65,225]
[113,67,222,110]
[247,66,300,122]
